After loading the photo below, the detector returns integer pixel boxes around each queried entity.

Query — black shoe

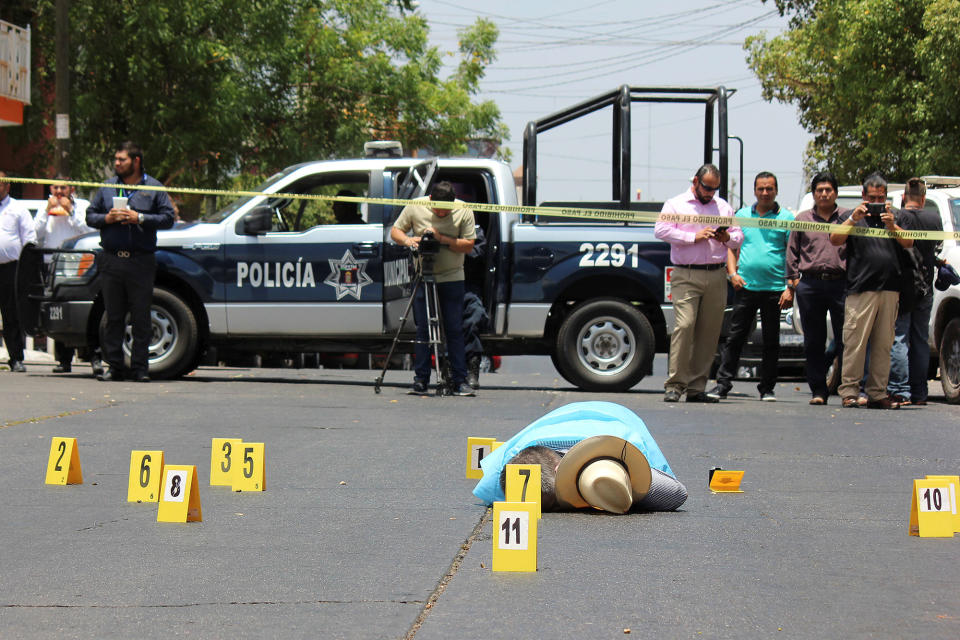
[10,361,26,373]
[466,356,481,390]
[706,384,728,400]
[687,391,720,403]
[132,372,151,383]
[451,382,476,397]
[663,390,681,403]
[409,380,429,395]
[91,358,104,377]
[97,368,124,382]
[53,363,72,373]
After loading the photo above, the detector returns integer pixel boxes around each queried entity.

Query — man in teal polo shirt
[708,172,794,401]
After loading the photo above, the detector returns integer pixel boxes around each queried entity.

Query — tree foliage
[746,0,960,184]
[6,0,506,201]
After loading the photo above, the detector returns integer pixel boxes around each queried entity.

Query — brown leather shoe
[890,394,911,408]
[809,396,826,405]
[842,397,859,408]
[866,396,899,410]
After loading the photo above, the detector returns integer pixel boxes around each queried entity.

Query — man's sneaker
[706,385,728,400]
[409,380,429,395]
[53,363,72,373]
[451,382,476,397]
[686,392,719,403]
[663,390,681,403]
[466,355,481,390]
[760,392,776,402]
[9,361,26,373]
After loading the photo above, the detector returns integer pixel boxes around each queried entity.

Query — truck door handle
[353,242,379,257]
[530,248,553,270]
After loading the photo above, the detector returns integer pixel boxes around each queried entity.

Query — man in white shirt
[34,176,92,372]
[0,171,38,372]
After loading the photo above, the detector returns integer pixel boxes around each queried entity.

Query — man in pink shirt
[654,164,743,402]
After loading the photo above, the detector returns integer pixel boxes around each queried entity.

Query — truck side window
[251,173,372,233]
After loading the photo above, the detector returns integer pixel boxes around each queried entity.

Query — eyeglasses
[698,182,720,192]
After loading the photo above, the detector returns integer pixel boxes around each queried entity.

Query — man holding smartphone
[829,172,913,409]
[86,142,175,382]
[655,164,743,403]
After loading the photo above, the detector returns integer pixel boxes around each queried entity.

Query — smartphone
[715,226,728,234]
[865,202,885,228]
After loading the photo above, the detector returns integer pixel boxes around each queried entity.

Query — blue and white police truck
[23,86,736,391]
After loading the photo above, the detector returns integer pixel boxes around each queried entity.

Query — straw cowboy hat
[555,435,652,514]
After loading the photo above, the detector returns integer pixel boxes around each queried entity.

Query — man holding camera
[829,173,913,409]
[390,181,476,396]
[86,142,175,382]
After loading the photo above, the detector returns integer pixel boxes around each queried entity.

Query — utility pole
[55,0,70,176]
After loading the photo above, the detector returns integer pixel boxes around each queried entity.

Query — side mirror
[237,206,273,236]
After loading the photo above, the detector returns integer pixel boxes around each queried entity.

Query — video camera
[413,229,441,277]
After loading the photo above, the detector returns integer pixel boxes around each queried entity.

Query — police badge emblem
[324,250,372,300]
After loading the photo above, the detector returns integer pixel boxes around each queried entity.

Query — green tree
[746,0,958,184]
[6,0,506,204]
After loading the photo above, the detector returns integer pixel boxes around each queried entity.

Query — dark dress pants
[796,278,845,398]
[100,252,156,376]
[413,279,467,385]
[0,260,25,363]
[716,288,782,394]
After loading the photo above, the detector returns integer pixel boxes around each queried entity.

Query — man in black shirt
[86,142,175,382]
[829,173,913,409]
[887,178,942,405]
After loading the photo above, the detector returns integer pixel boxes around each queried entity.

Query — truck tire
[100,287,200,379]
[553,298,654,391]
[939,317,960,404]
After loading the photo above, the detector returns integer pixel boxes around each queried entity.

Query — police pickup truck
[23,86,735,392]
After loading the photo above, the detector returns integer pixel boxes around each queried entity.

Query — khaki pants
[838,290,899,401]
[666,266,727,395]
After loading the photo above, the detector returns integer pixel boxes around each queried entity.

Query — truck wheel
[100,288,199,379]
[553,298,654,391]
[940,317,960,404]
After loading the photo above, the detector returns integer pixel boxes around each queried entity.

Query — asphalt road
[1,355,959,639]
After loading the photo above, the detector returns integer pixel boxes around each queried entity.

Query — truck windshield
[202,171,288,223]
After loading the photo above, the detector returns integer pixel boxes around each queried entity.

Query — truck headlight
[53,251,98,282]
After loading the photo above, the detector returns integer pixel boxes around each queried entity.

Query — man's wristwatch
[138,212,144,225]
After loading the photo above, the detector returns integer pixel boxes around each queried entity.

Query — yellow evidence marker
[127,450,164,502]
[709,467,744,493]
[925,475,960,533]
[45,437,83,485]
[157,465,202,523]
[232,442,266,492]
[909,477,956,537]
[466,437,497,479]
[210,438,243,487]
[505,463,542,519]
[492,501,538,572]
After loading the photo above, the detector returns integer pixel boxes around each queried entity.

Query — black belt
[801,270,844,281]
[674,263,725,271]
[107,249,152,258]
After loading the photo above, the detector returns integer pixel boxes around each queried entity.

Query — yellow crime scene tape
[4,175,958,242]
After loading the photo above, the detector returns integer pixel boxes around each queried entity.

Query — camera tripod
[374,252,449,396]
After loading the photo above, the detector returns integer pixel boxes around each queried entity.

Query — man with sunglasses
[655,164,743,403]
